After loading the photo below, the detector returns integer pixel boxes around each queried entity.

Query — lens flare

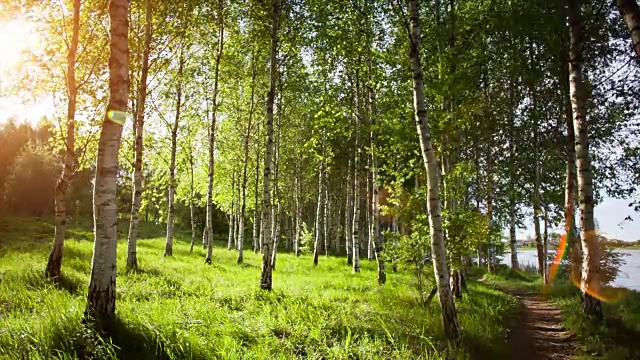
[547,213,630,303]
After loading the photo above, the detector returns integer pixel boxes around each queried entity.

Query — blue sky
[515,196,640,242]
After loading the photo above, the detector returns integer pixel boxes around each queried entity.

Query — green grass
[0,216,518,359]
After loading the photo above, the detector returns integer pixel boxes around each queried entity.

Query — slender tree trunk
[165,46,184,258]
[127,0,151,267]
[543,205,549,277]
[313,158,324,266]
[271,81,283,270]
[352,77,361,274]
[205,0,224,264]
[563,62,580,282]
[294,161,301,256]
[46,0,79,280]
[529,45,546,283]
[569,0,602,317]
[367,158,373,261]
[369,60,385,284]
[260,0,280,290]
[406,0,460,338]
[323,179,329,256]
[253,124,261,253]
[84,0,128,328]
[345,158,353,264]
[239,54,257,264]
[228,172,236,250]
[508,84,518,269]
[486,146,494,272]
[617,0,640,59]
[188,142,196,253]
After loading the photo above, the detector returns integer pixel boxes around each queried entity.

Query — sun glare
[0,15,46,127]
[0,17,40,72]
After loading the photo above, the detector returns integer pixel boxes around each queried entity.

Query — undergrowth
[0,216,516,359]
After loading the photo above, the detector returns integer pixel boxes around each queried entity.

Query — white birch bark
[352,76,361,273]
[260,0,280,290]
[569,0,602,317]
[85,0,129,327]
[205,0,224,264]
[345,159,353,264]
[406,0,460,338]
[617,0,640,59]
[369,59,385,284]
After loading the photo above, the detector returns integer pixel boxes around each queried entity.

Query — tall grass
[0,217,517,359]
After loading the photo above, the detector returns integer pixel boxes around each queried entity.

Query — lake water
[501,249,640,291]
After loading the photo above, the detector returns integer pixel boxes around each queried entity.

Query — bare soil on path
[503,288,578,360]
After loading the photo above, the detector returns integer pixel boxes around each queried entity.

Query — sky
[514,197,640,242]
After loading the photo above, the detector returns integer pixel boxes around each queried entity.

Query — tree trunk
[323,171,329,256]
[617,0,640,60]
[529,43,546,283]
[313,157,324,266]
[406,0,460,339]
[352,76,361,274]
[369,59,385,284]
[367,157,373,261]
[253,124,261,253]
[486,145,494,272]
[509,207,518,269]
[569,0,602,317]
[294,161,301,256]
[239,53,257,265]
[228,172,236,250]
[46,0,79,280]
[543,206,549,276]
[84,0,129,329]
[126,0,152,268]
[271,78,283,270]
[563,61,580,281]
[205,0,224,265]
[165,45,184,258]
[189,143,196,253]
[345,158,353,264]
[260,0,280,290]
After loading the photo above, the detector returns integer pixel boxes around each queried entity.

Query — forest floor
[500,287,576,360]
[0,216,520,360]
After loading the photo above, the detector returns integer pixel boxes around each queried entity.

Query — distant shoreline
[513,245,640,251]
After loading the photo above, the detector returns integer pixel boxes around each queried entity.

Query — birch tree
[205,0,225,265]
[45,0,80,280]
[616,0,640,60]
[84,0,129,328]
[260,0,280,290]
[405,0,460,338]
[568,0,602,317]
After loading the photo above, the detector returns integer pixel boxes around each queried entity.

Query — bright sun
[0,17,40,72]
[0,15,49,126]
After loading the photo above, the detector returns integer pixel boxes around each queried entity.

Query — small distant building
[516,239,535,247]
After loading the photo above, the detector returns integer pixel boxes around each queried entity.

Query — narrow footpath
[503,288,577,360]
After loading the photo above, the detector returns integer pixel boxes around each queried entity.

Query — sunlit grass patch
[0,217,518,359]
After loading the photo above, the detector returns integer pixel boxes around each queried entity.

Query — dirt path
[503,288,577,360]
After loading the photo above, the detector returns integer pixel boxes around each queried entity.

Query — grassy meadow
[0,216,519,359]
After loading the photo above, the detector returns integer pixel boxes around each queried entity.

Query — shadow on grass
[602,315,640,357]
[56,272,84,295]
